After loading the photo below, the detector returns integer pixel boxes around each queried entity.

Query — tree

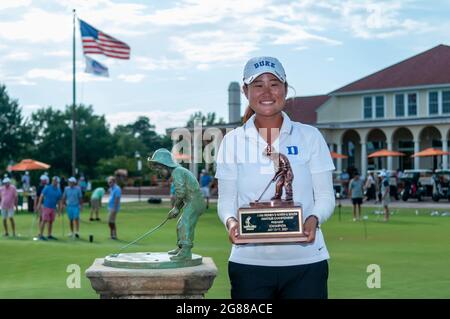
[29,104,114,178]
[0,84,32,167]
[112,116,171,158]
[186,111,225,127]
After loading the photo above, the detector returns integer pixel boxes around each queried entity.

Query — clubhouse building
[168,44,450,176]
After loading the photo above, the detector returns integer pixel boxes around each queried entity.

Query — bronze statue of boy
[148,149,206,261]
[264,145,293,201]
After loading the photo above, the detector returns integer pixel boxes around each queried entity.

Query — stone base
[85,257,218,299]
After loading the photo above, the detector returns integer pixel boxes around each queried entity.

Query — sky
[1,0,450,134]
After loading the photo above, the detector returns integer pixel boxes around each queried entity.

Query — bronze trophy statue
[234,145,307,244]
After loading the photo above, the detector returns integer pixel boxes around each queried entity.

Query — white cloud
[0,0,31,10]
[117,74,146,83]
[105,108,202,134]
[146,0,271,26]
[3,52,32,61]
[135,56,186,71]
[0,8,71,43]
[24,67,110,82]
[338,0,430,39]
[171,30,259,64]
[44,50,71,57]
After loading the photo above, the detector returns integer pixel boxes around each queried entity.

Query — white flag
[84,55,109,77]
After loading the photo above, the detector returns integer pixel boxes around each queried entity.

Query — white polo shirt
[215,112,335,266]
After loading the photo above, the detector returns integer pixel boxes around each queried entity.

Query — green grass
[1,202,450,298]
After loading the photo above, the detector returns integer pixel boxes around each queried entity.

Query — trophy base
[236,200,307,244]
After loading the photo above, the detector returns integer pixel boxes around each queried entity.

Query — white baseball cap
[2,177,10,184]
[40,175,49,181]
[243,56,286,85]
[68,177,77,183]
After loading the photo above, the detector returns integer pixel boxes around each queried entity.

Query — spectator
[1,178,18,237]
[21,171,31,192]
[90,187,105,221]
[36,176,62,240]
[199,169,212,209]
[60,176,67,192]
[34,175,49,220]
[107,176,121,240]
[380,171,390,222]
[364,172,376,201]
[340,169,350,197]
[349,172,364,221]
[61,177,82,238]
[79,176,87,198]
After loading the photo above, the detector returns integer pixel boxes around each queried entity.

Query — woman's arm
[217,179,239,243]
[308,170,336,225]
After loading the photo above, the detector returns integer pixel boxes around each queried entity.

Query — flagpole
[72,9,77,176]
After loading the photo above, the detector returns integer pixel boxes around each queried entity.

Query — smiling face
[243,73,287,119]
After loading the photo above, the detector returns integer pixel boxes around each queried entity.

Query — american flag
[79,19,130,60]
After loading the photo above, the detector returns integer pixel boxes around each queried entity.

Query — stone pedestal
[85,257,218,299]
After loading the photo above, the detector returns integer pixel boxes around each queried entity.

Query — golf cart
[431,169,450,202]
[399,169,431,201]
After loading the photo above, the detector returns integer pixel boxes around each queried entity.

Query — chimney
[228,82,241,124]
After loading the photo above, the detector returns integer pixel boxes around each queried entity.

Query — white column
[414,140,420,169]
[361,142,367,177]
[337,144,343,172]
[443,137,448,169]
[387,142,393,171]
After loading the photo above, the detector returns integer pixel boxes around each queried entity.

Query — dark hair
[242,82,289,124]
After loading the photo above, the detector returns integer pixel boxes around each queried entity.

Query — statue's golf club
[110,217,170,257]
[255,177,277,202]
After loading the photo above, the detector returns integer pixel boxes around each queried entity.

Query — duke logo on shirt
[286,146,298,155]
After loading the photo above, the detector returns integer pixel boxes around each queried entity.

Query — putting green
[0,202,449,298]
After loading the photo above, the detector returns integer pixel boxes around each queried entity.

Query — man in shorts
[107,176,121,240]
[90,187,105,221]
[349,172,364,221]
[36,176,62,240]
[1,178,18,237]
[380,172,391,222]
[199,169,212,209]
[61,177,82,238]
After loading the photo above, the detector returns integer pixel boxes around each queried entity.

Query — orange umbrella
[411,147,450,157]
[368,149,405,158]
[330,151,348,159]
[9,159,50,171]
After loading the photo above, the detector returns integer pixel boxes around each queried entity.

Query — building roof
[284,95,330,124]
[332,44,450,94]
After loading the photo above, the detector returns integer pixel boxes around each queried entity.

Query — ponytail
[242,106,255,124]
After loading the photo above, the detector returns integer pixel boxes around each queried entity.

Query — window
[407,93,417,116]
[429,92,439,115]
[395,94,405,117]
[375,96,384,118]
[364,96,372,119]
[443,91,450,114]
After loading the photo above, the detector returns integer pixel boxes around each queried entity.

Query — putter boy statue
[148,149,206,261]
[264,145,293,201]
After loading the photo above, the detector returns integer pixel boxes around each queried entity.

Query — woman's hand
[303,215,319,243]
[226,217,239,244]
